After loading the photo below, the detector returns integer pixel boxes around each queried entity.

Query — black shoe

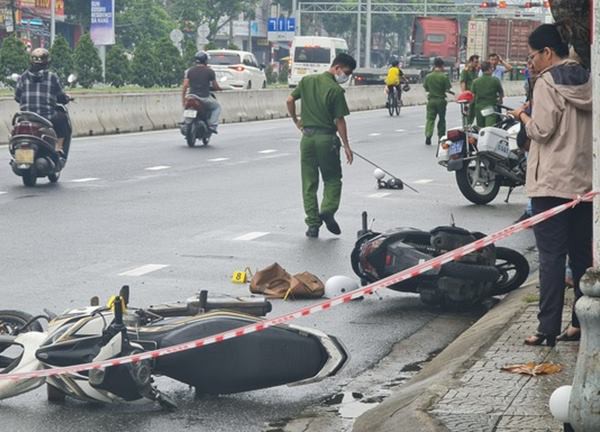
[305,227,319,238]
[209,127,218,135]
[425,137,432,145]
[320,213,341,235]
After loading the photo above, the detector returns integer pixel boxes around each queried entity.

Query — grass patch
[523,293,540,303]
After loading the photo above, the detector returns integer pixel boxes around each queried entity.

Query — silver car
[206,49,267,90]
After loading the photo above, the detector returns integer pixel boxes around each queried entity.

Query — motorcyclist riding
[181,51,222,134]
[14,48,70,158]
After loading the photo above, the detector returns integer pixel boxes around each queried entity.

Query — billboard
[90,0,114,45]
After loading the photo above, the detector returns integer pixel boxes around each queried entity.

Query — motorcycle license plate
[15,149,34,164]
[449,140,464,156]
[183,109,197,118]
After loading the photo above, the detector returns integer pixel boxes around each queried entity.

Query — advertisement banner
[90,0,114,45]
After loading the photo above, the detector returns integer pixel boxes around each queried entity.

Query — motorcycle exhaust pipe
[493,164,524,184]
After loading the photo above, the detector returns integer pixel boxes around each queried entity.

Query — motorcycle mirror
[9,73,19,82]
[480,107,495,117]
[67,74,78,84]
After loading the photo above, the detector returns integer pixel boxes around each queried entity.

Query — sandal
[557,327,581,342]
[524,333,556,347]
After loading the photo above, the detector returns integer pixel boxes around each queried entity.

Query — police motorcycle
[351,212,529,308]
[8,73,76,187]
[436,91,526,205]
[0,287,347,409]
[180,76,230,147]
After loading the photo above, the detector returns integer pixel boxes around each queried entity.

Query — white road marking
[233,231,270,241]
[395,129,406,132]
[368,133,382,137]
[208,157,230,162]
[70,178,100,183]
[145,165,171,171]
[258,149,277,154]
[0,191,7,195]
[418,125,425,128]
[368,192,392,198]
[413,179,434,184]
[118,264,170,277]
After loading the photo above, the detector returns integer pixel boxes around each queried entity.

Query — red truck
[405,16,460,82]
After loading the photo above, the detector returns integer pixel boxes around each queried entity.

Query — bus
[288,36,349,87]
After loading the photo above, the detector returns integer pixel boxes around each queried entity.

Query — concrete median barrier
[0,81,525,144]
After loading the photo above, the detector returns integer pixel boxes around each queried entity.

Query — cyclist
[384,58,407,106]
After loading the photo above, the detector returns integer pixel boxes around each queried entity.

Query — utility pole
[356,0,361,68]
[50,0,55,46]
[365,0,371,67]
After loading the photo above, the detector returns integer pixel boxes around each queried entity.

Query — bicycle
[387,86,401,116]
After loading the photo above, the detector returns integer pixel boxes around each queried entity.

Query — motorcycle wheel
[22,171,37,187]
[186,124,197,147]
[202,136,210,146]
[0,310,43,351]
[48,172,60,183]
[455,158,500,205]
[491,247,530,296]
[47,384,66,403]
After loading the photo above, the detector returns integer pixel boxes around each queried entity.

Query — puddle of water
[339,400,380,419]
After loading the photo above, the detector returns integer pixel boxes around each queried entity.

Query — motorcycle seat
[13,111,53,128]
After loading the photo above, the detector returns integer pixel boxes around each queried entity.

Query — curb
[352,275,539,432]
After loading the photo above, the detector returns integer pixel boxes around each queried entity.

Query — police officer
[423,57,452,145]
[471,61,504,127]
[286,53,356,238]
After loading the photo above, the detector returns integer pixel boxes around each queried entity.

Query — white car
[206,49,267,90]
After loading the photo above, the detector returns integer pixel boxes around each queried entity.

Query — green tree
[131,39,159,87]
[168,0,258,42]
[117,0,177,49]
[50,35,73,82]
[74,33,103,87]
[0,36,29,84]
[106,44,130,87]
[154,37,184,87]
[182,38,197,68]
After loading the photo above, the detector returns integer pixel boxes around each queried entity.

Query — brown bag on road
[249,263,324,299]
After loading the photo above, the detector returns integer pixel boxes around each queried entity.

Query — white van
[288,36,349,87]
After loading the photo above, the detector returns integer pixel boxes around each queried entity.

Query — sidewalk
[353,278,579,432]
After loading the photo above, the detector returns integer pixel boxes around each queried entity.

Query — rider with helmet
[384,57,408,105]
[14,48,70,156]
[181,51,222,134]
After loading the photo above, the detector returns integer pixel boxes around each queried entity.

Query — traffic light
[480,1,489,7]
[479,1,506,7]
[499,1,507,8]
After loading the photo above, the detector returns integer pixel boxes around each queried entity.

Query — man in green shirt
[423,57,452,145]
[286,53,356,238]
[471,61,504,127]
[460,54,480,91]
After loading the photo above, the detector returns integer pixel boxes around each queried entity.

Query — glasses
[526,49,544,62]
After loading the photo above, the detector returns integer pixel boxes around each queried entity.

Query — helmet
[30,48,50,68]
[194,50,210,64]
[456,90,474,104]
[324,275,359,298]
[373,168,385,180]
[390,56,399,67]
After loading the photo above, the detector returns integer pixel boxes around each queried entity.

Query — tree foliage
[50,35,74,82]
[106,44,130,87]
[182,37,198,68]
[154,38,184,87]
[74,33,103,87]
[0,36,29,83]
[131,39,159,88]
[117,0,177,49]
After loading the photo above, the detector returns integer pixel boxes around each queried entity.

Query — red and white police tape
[0,191,596,382]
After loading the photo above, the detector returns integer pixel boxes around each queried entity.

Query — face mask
[336,72,349,84]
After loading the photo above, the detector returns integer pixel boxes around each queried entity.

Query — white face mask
[335,72,350,84]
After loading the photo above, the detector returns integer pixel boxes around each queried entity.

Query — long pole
[593,0,599,262]
[50,0,55,46]
[365,0,371,67]
[356,0,361,68]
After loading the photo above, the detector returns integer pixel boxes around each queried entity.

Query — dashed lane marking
[233,232,270,241]
[418,125,425,128]
[395,129,406,132]
[368,192,392,198]
[207,157,230,162]
[368,133,382,137]
[118,264,170,277]
[70,178,100,183]
[145,165,171,171]
[413,179,434,184]
[0,191,7,195]
[258,149,277,154]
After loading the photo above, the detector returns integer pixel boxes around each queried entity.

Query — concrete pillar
[568,269,600,431]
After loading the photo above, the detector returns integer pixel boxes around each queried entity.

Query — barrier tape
[0,191,596,382]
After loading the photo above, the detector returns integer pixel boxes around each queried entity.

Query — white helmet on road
[373,168,385,180]
[324,275,359,298]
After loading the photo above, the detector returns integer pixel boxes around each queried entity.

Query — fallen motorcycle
[0,287,347,409]
[351,212,529,307]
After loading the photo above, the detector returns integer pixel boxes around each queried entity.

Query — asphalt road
[0,97,535,431]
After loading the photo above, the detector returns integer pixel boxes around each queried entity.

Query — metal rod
[365,0,371,67]
[353,151,419,193]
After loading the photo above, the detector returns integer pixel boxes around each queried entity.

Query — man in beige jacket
[510,23,592,347]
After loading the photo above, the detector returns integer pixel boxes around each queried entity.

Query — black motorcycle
[181,94,214,147]
[351,212,530,307]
